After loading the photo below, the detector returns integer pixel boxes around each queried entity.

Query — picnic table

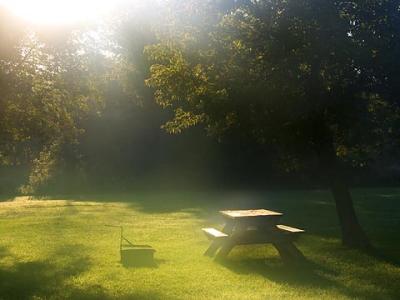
[202,209,305,262]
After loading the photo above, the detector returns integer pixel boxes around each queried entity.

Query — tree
[0,10,105,192]
[145,0,400,249]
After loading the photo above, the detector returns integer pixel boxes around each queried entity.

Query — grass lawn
[0,188,399,299]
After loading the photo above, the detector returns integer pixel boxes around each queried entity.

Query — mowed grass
[0,189,399,299]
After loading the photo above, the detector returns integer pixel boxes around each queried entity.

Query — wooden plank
[220,209,283,219]
[202,228,228,239]
[276,224,305,233]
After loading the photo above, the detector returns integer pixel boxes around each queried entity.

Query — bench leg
[221,220,235,234]
[273,242,305,262]
[204,220,236,257]
[204,241,222,257]
[285,243,305,260]
[216,240,235,259]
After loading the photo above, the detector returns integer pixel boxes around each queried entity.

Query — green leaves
[145,0,400,170]
[0,20,108,192]
[162,108,205,134]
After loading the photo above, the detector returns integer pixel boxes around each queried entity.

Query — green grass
[0,188,399,299]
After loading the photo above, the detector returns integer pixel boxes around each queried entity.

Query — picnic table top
[219,209,283,219]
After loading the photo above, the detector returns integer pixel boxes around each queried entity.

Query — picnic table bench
[202,209,305,262]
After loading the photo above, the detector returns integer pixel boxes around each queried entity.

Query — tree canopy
[145,0,400,248]
[0,10,106,192]
[147,0,399,164]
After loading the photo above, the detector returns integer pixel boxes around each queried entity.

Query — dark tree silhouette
[146,0,400,249]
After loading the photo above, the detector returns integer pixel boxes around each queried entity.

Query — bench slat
[276,224,305,233]
[202,228,228,239]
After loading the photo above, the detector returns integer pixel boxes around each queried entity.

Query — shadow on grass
[121,258,167,269]
[0,253,91,298]
[218,255,394,300]
[214,236,400,299]
[0,244,101,299]
[0,194,17,202]
[0,246,10,258]
[370,249,400,268]
[219,256,337,288]
[0,243,165,299]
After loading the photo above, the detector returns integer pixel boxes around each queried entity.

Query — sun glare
[0,0,119,24]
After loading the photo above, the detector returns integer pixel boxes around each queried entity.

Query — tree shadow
[0,246,10,258]
[219,256,338,288]
[217,255,389,300]
[0,194,17,202]
[0,243,168,299]
[373,250,400,267]
[0,244,99,299]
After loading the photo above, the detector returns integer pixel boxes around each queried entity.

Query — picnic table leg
[215,239,236,259]
[215,222,248,259]
[204,220,235,257]
[285,243,305,260]
[204,241,223,256]
[273,242,305,262]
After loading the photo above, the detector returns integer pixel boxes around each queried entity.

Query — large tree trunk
[316,126,372,250]
[330,174,372,250]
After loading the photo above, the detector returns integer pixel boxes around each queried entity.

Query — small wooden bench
[276,224,305,234]
[202,228,228,239]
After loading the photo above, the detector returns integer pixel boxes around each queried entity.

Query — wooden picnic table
[202,209,305,262]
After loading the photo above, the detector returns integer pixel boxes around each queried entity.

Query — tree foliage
[147,0,399,167]
[145,0,400,248]
[0,10,106,192]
